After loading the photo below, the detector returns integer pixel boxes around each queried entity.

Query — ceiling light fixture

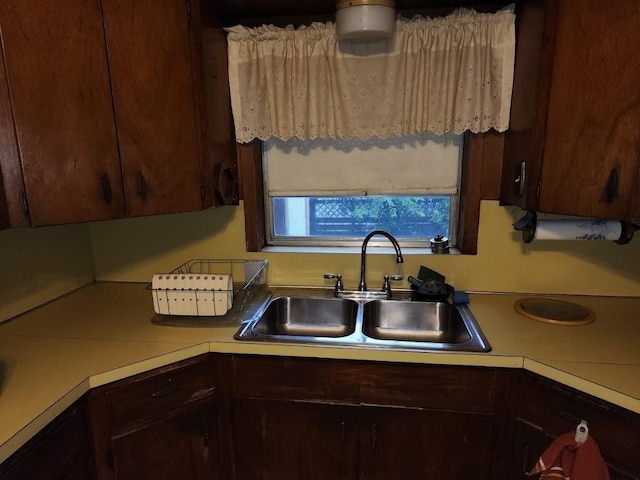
[335,0,396,40]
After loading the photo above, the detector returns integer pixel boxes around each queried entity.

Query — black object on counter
[407,276,454,302]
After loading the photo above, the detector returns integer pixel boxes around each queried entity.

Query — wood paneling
[202,6,239,207]
[238,141,266,251]
[232,355,498,412]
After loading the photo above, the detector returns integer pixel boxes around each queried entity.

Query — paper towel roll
[533,219,622,241]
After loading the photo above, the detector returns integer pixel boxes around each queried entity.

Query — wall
[0,224,95,323]
[89,200,640,297]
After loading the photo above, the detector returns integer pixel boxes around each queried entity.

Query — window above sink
[263,133,462,249]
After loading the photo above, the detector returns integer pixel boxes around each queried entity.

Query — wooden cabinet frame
[239,131,504,254]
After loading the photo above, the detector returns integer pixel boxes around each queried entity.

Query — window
[239,131,503,255]
[262,133,462,248]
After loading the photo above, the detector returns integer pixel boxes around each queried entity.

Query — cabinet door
[538,0,640,220]
[0,400,94,480]
[111,402,218,480]
[508,418,554,479]
[359,406,496,480]
[232,398,359,480]
[102,0,208,217]
[0,0,125,226]
[512,372,640,480]
[0,43,29,228]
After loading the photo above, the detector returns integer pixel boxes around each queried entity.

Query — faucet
[359,230,404,291]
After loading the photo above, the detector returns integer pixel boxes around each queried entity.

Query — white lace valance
[226,7,515,143]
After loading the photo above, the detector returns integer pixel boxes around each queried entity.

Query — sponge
[452,291,470,305]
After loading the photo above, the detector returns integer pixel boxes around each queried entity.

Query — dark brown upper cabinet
[0,0,125,227]
[0,0,223,228]
[501,0,640,224]
[101,0,211,217]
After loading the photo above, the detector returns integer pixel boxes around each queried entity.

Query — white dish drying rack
[150,259,268,327]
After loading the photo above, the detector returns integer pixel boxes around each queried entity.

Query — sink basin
[252,296,358,337]
[235,290,491,352]
[362,300,470,343]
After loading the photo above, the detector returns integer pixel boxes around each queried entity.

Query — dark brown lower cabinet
[228,355,510,480]
[233,398,359,480]
[509,418,555,479]
[89,354,220,480]
[509,372,640,480]
[109,401,218,479]
[0,399,94,480]
[232,398,497,480]
[359,406,495,480]
[3,354,640,480]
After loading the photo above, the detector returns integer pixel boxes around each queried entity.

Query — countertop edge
[523,358,640,415]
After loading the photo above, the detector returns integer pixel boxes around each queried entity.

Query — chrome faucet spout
[358,230,404,291]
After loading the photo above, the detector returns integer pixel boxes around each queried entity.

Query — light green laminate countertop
[0,282,639,463]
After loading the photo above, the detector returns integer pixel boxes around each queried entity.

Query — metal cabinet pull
[554,409,585,426]
[19,191,29,216]
[521,444,530,473]
[514,161,526,196]
[150,379,180,398]
[371,421,377,449]
[606,168,618,203]
[340,421,346,446]
[137,173,147,200]
[101,175,112,204]
[202,417,210,447]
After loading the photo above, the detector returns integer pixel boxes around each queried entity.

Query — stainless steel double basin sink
[234,290,491,352]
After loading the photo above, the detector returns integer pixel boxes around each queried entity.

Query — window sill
[261,246,461,255]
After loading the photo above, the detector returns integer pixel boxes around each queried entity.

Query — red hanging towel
[526,431,610,480]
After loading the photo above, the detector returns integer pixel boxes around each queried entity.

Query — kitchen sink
[252,296,358,337]
[235,290,491,353]
[362,300,471,343]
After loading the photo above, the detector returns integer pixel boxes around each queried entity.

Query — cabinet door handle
[137,173,147,201]
[202,417,210,447]
[101,175,113,204]
[514,161,526,196]
[606,168,618,203]
[371,421,377,449]
[19,191,29,216]
[150,379,180,398]
[554,409,585,426]
[521,444,530,473]
[340,421,346,446]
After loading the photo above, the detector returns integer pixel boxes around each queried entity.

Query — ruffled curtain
[226,7,515,143]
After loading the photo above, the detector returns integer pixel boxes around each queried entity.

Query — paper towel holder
[512,211,637,245]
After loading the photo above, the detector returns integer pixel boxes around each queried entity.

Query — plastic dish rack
[150,259,267,326]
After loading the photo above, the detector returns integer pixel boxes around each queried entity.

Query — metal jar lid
[430,235,450,254]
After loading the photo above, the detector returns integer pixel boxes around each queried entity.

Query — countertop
[1,282,639,463]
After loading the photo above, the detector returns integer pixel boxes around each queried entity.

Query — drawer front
[232,355,499,413]
[515,372,640,477]
[104,356,217,433]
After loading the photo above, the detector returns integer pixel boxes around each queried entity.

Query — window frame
[237,131,504,255]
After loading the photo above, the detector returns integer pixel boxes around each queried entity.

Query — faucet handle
[323,273,344,295]
[382,274,403,298]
